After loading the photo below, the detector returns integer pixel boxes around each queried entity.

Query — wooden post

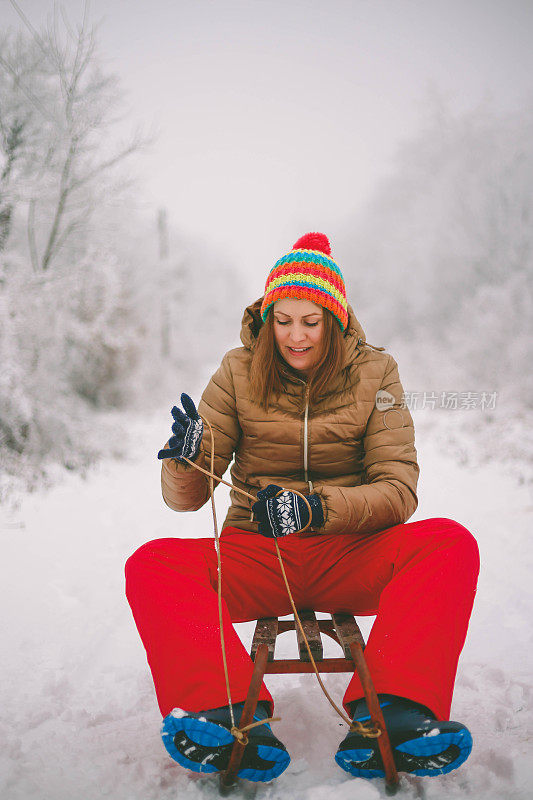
[219,643,269,794]
[349,641,399,794]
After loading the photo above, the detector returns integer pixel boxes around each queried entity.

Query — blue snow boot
[335,694,472,779]
[161,700,290,782]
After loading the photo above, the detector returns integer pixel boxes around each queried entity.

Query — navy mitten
[157,394,203,463]
[252,484,324,538]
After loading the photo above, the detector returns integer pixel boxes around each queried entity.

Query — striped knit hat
[260,232,348,331]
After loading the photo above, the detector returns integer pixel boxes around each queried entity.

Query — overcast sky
[3,0,533,284]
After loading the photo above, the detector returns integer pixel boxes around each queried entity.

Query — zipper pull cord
[358,337,385,352]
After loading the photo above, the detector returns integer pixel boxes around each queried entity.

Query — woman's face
[272,298,324,375]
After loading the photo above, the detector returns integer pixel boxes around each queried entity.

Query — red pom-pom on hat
[292,232,331,256]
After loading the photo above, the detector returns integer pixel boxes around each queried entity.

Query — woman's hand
[252,484,324,538]
[157,394,203,463]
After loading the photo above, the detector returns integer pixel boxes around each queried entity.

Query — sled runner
[219,611,399,795]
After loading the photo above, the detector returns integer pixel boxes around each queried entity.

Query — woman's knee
[126,537,170,571]
[124,537,207,581]
[417,517,480,571]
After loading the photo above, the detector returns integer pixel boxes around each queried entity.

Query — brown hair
[249,308,345,409]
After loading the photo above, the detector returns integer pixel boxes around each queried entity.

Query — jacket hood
[240,297,368,368]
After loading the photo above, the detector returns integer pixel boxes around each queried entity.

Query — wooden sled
[219,611,399,795]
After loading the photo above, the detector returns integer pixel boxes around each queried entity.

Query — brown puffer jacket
[161,299,419,535]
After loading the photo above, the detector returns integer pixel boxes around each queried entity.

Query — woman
[125,232,479,784]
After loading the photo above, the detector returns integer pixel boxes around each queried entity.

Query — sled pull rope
[191,415,280,736]
[182,414,380,740]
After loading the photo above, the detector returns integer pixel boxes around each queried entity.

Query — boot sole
[335,727,472,778]
[161,714,290,782]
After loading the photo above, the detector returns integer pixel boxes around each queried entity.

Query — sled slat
[331,612,366,658]
[251,616,278,662]
[296,610,323,662]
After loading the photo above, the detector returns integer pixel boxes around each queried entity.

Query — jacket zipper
[303,383,313,492]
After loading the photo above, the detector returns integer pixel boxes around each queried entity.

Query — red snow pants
[125,517,479,722]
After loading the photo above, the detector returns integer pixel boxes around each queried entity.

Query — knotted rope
[181,414,380,741]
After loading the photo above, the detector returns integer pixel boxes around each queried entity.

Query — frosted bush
[341,103,533,405]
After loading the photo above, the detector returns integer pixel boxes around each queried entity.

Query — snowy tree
[0,7,247,502]
[0,10,150,496]
[340,101,533,406]
[1,7,146,269]
[0,30,47,252]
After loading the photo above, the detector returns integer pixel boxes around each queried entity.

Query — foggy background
[1,0,532,498]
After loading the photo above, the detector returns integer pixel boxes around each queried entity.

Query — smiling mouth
[288,347,311,354]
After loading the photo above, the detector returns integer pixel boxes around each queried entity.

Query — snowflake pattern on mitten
[252,484,324,538]
[157,394,203,463]
[266,491,302,538]
[182,417,203,460]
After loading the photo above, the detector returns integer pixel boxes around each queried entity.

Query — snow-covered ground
[1,407,531,800]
